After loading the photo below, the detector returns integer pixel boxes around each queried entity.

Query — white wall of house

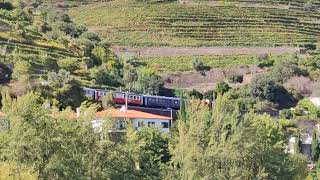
[132,118,170,132]
[92,118,170,132]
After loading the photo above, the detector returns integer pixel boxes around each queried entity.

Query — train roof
[143,94,180,100]
[82,87,180,100]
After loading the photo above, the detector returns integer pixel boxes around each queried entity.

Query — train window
[161,122,169,128]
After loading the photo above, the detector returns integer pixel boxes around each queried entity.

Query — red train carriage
[113,92,143,106]
[95,90,108,101]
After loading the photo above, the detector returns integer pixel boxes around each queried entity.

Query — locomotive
[83,87,181,110]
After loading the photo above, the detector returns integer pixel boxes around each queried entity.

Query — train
[83,87,181,110]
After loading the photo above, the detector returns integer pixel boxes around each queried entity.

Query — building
[93,108,172,132]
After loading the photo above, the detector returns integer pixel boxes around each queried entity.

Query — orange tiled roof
[0,112,6,117]
[96,109,170,120]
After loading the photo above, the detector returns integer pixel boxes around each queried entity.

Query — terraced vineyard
[70,0,320,47]
[139,54,290,73]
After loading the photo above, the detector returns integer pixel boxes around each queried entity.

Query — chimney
[76,108,80,118]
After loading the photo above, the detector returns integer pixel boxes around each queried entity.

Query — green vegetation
[70,0,320,47]
[0,91,309,179]
[139,54,293,73]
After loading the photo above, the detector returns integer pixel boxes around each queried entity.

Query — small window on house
[161,122,169,128]
[138,121,144,127]
[148,122,155,127]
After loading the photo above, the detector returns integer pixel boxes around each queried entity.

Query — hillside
[70,0,320,47]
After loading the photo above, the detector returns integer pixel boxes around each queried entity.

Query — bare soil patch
[113,47,301,57]
[164,66,264,92]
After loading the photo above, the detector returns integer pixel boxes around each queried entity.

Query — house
[93,108,172,132]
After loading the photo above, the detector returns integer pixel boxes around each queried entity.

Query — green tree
[12,61,32,81]
[192,58,205,72]
[57,57,80,73]
[215,81,230,95]
[132,73,164,95]
[312,130,320,162]
[45,70,85,109]
[166,96,308,179]
[188,89,203,100]
[250,74,281,102]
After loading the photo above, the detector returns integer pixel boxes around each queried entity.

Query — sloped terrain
[70,0,320,47]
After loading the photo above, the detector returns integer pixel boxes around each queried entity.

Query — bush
[188,89,203,100]
[249,74,281,102]
[215,81,230,95]
[227,74,243,83]
[271,62,305,83]
[279,109,293,119]
[203,90,215,101]
[257,53,274,68]
[192,59,205,72]
[295,98,320,118]
[80,32,101,42]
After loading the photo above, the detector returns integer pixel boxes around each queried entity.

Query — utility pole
[168,108,173,128]
[125,92,128,112]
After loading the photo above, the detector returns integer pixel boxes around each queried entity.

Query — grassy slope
[70,0,320,47]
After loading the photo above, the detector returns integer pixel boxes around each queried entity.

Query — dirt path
[113,47,301,57]
[164,66,264,92]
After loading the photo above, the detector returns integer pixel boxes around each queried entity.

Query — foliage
[215,81,230,95]
[203,90,215,101]
[12,61,31,81]
[192,58,205,72]
[187,89,203,100]
[249,74,282,102]
[227,74,243,83]
[131,72,164,95]
[57,57,80,73]
[295,98,320,118]
[44,70,86,109]
[312,130,320,162]
[166,96,308,179]
[279,109,293,119]
[257,53,274,68]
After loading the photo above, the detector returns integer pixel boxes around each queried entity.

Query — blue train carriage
[83,87,96,99]
[143,95,180,110]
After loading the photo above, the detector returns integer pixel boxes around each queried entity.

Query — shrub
[257,53,274,68]
[227,74,243,83]
[203,90,215,100]
[192,59,205,72]
[188,89,203,100]
[80,32,101,42]
[279,109,293,119]
[295,98,320,118]
[249,74,281,102]
[215,81,230,95]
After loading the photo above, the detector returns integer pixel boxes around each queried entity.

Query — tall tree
[312,130,320,162]
[166,96,308,179]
